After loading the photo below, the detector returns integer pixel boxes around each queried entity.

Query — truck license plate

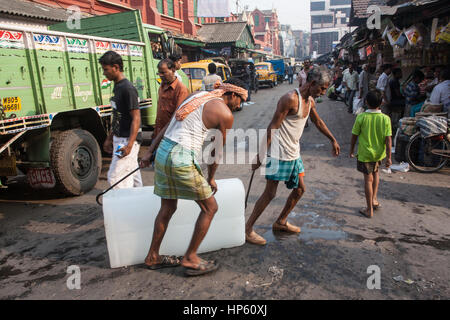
[27,168,56,189]
[2,97,21,112]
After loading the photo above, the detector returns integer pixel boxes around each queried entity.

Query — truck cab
[0,11,187,196]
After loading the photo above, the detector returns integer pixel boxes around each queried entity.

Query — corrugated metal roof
[198,22,248,44]
[0,0,72,22]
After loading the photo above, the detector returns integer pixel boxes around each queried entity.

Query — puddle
[311,188,338,204]
[258,211,348,243]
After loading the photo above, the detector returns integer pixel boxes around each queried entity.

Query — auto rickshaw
[181,60,232,92]
[255,62,278,88]
[228,59,258,93]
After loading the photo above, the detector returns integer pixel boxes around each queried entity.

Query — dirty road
[0,81,449,300]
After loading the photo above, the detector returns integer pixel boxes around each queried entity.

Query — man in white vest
[246,67,341,245]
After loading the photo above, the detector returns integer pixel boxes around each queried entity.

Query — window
[156,0,163,14]
[265,17,270,24]
[216,67,225,80]
[312,15,333,24]
[148,33,165,60]
[225,67,231,80]
[310,2,325,11]
[194,0,198,23]
[330,0,351,6]
[181,68,206,80]
[167,0,174,17]
[254,14,259,27]
[255,65,268,70]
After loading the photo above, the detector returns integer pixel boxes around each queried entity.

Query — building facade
[310,0,354,56]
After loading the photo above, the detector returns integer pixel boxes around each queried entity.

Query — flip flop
[143,255,182,270]
[373,202,381,210]
[184,260,219,277]
[359,208,372,218]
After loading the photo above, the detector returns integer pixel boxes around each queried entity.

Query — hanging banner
[197,0,231,18]
[437,22,450,44]
[359,47,366,60]
[404,25,422,46]
[365,45,373,57]
[387,27,401,46]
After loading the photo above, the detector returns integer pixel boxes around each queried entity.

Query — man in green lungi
[140,78,248,276]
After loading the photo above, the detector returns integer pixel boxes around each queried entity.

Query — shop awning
[174,38,205,47]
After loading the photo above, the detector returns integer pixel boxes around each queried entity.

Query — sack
[399,117,416,136]
[416,116,447,138]
[421,101,443,113]
[326,85,335,98]
[352,97,363,114]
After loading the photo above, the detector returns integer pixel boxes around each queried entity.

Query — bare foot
[245,231,267,245]
[359,207,373,218]
[273,221,301,233]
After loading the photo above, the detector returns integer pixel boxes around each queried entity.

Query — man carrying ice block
[140,78,248,276]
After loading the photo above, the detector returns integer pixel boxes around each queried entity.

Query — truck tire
[50,129,101,196]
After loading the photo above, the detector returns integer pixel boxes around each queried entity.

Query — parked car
[181,60,232,92]
[255,62,278,88]
[228,59,258,93]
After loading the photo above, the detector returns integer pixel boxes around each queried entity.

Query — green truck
[0,10,187,195]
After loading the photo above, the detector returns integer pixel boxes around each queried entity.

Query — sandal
[184,260,219,277]
[373,202,381,210]
[143,255,181,270]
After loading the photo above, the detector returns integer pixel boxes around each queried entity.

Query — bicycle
[406,128,450,173]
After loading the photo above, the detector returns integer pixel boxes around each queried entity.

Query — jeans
[288,74,293,84]
[346,90,356,111]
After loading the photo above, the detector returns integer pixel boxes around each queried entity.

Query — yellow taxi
[181,60,232,92]
[255,62,278,88]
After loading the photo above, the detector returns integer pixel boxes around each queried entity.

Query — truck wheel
[50,129,101,196]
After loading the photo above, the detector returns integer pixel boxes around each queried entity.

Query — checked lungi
[154,137,213,200]
[265,156,305,189]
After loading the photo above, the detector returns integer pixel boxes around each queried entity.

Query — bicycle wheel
[406,132,449,173]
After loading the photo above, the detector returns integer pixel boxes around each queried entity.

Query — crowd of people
[329,61,450,133]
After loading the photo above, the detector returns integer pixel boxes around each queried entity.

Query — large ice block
[102,178,246,268]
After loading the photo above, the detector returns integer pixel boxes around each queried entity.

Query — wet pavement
[0,82,449,300]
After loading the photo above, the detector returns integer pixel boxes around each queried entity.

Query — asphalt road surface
[1,81,449,300]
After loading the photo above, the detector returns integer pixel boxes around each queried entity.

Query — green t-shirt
[351,110,392,162]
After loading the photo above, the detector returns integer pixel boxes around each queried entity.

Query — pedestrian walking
[287,63,294,85]
[343,63,359,113]
[245,67,341,245]
[376,64,392,106]
[139,78,248,276]
[349,90,392,219]
[100,51,143,189]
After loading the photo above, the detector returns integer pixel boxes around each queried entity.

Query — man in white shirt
[169,54,183,82]
[201,63,223,91]
[430,68,450,116]
[376,64,392,105]
[342,63,359,113]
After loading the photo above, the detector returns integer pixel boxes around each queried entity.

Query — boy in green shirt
[350,90,392,218]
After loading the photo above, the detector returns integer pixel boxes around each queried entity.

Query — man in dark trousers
[100,51,142,189]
